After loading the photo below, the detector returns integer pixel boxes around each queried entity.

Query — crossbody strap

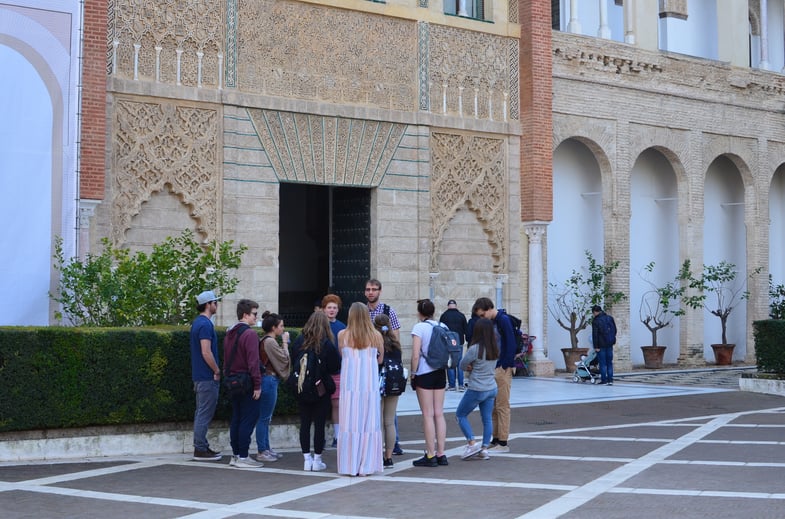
[224,324,250,377]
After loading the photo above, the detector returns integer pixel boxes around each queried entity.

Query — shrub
[51,230,246,326]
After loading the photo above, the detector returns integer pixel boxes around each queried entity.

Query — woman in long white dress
[336,302,384,476]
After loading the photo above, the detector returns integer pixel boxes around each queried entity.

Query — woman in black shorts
[409,298,448,467]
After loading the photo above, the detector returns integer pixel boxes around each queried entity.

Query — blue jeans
[455,387,497,447]
[597,347,614,383]
[193,380,219,451]
[230,391,261,458]
[447,353,465,388]
[255,375,279,452]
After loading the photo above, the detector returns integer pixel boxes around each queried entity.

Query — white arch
[703,156,747,360]
[0,2,81,324]
[770,166,785,286]
[629,149,680,365]
[548,139,604,369]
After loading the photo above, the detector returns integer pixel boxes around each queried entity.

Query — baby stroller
[513,335,535,377]
[572,349,600,384]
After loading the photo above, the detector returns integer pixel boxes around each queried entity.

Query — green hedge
[0,326,300,433]
[752,320,785,374]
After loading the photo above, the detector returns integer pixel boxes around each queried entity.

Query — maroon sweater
[224,322,262,391]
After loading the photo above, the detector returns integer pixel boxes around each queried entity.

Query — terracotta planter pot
[711,343,735,365]
[561,348,589,371]
[640,345,667,369]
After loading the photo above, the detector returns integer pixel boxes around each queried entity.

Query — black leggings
[298,396,330,454]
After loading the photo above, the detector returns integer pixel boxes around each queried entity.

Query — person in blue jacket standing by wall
[473,297,516,453]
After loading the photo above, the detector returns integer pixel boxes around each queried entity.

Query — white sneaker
[477,449,490,460]
[233,456,264,469]
[255,450,278,462]
[461,443,483,460]
[311,458,327,471]
[303,453,313,471]
[229,455,237,466]
[269,449,283,459]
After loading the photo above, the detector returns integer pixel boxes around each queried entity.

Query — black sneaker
[383,457,394,468]
[392,443,404,455]
[193,448,221,461]
[412,454,438,467]
[436,454,449,466]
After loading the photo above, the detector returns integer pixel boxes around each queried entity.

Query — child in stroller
[572,349,600,384]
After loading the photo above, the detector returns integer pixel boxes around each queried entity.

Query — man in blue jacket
[473,297,516,453]
[592,305,617,385]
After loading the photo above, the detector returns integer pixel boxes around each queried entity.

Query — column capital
[523,221,549,243]
[78,199,100,230]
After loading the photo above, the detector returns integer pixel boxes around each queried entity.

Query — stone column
[623,0,636,44]
[524,222,554,376]
[597,0,611,39]
[760,0,771,70]
[567,0,581,33]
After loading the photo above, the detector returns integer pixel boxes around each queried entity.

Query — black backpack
[380,355,407,396]
[288,348,331,403]
[500,310,526,354]
[424,322,459,370]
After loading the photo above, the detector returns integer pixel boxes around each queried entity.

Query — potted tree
[637,261,691,369]
[682,261,760,365]
[549,250,626,370]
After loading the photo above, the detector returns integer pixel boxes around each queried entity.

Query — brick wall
[80,0,107,200]
[519,0,553,222]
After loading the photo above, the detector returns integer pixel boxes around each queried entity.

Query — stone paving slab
[0,386,783,518]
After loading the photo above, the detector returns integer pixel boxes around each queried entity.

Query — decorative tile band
[418,21,430,111]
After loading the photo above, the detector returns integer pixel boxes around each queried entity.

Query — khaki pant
[492,367,512,441]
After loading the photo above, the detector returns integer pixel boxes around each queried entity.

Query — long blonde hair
[344,302,382,349]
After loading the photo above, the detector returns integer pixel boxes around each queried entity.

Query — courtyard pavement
[1,367,783,518]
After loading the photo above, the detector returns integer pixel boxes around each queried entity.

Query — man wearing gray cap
[190,290,223,460]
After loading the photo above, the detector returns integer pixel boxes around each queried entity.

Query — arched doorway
[629,148,679,365]
[703,156,747,360]
[0,45,53,325]
[548,138,604,368]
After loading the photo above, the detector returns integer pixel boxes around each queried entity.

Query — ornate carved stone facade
[103,0,522,334]
[430,132,508,273]
[247,110,407,185]
[428,24,519,120]
[109,0,224,87]
[112,98,220,245]
[237,1,417,112]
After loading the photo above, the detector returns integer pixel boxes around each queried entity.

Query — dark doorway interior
[278,184,371,327]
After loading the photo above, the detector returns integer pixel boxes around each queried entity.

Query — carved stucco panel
[237,0,417,111]
[113,99,219,245]
[109,0,224,87]
[429,24,519,120]
[247,110,407,187]
[431,132,508,273]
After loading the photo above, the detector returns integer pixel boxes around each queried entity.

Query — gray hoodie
[459,344,497,392]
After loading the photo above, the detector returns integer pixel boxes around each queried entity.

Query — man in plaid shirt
[365,278,400,341]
